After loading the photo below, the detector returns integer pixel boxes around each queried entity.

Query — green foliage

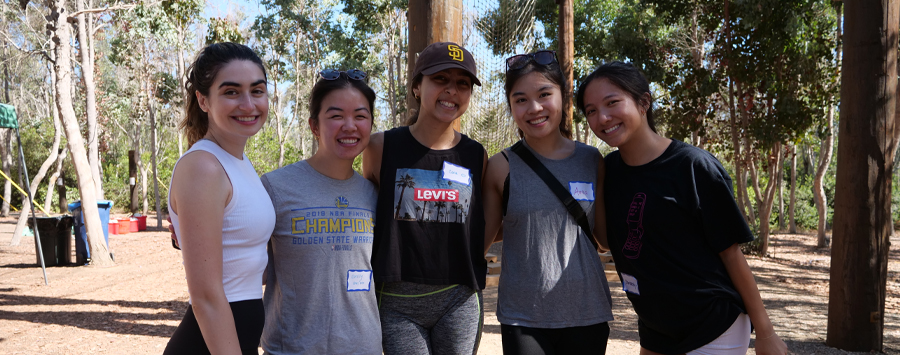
[206,17,245,44]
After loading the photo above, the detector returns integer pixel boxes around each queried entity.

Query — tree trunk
[789,146,798,233]
[76,0,102,199]
[1,54,11,217]
[10,105,62,245]
[149,93,161,229]
[777,164,784,231]
[815,104,835,247]
[49,0,112,266]
[756,142,782,256]
[826,0,897,350]
[177,28,186,157]
[44,147,67,213]
[728,80,749,222]
[558,0,574,137]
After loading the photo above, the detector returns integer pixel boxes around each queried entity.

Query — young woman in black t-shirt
[362,42,488,355]
[576,61,788,355]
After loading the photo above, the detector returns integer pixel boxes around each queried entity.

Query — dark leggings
[501,322,610,355]
[163,299,264,355]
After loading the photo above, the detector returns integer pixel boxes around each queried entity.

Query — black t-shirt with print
[605,139,754,354]
[372,126,487,290]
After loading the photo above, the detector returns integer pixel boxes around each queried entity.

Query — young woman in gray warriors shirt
[483,50,614,354]
[258,69,381,354]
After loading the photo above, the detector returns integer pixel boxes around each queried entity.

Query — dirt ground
[0,213,898,355]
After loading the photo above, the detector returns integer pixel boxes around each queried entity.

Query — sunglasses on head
[505,50,558,71]
[318,69,368,81]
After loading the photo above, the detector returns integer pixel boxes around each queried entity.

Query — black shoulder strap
[510,141,598,251]
[501,151,510,216]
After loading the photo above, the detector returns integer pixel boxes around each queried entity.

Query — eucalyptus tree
[828,0,899,350]
[161,0,203,156]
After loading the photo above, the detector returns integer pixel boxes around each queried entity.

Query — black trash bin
[26,216,74,266]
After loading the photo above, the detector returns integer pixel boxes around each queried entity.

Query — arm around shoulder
[362,132,384,188]
[483,152,509,255]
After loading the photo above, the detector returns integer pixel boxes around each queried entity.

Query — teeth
[604,124,620,134]
[439,101,456,108]
[528,117,549,125]
[234,116,256,122]
[338,138,359,144]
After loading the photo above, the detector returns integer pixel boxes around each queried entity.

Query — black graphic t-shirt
[605,139,754,354]
[372,126,486,290]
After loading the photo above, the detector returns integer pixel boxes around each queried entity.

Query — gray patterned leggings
[377,282,483,355]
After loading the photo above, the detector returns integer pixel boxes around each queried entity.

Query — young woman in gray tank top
[483,51,614,354]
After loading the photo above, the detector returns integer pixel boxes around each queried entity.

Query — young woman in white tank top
[164,43,275,355]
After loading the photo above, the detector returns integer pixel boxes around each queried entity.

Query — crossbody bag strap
[510,141,599,251]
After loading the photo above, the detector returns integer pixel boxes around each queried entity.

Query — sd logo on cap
[411,42,481,86]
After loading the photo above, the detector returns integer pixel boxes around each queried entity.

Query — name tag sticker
[347,270,372,292]
[621,273,640,295]
[568,181,595,201]
[442,162,470,186]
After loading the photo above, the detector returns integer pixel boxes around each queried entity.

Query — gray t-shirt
[260,161,381,354]
[497,141,614,328]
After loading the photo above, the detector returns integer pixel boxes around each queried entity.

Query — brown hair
[180,42,267,147]
[403,74,424,126]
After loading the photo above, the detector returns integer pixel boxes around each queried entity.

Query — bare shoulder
[362,132,385,185]
[484,151,510,190]
[172,151,227,182]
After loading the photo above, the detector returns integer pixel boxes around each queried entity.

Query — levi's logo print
[394,168,473,223]
[289,196,375,251]
[623,193,647,259]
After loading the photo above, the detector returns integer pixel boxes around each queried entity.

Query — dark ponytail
[181,42,267,147]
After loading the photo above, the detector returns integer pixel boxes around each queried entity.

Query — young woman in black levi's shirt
[362,41,487,355]
[576,62,787,355]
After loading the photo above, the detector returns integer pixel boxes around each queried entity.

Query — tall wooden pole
[407,0,463,130]
[827,0,898,351]
[557,0,574,136]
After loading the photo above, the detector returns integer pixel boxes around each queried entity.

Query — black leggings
[501,322,610,355]
[163,299,264,355]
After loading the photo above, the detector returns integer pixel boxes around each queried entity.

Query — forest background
[1,0,898,256]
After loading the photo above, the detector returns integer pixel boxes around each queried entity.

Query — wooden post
[557,0,574,138]
[407,0,463,130]
[129,150,137,213]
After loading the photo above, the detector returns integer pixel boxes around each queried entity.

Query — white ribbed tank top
[168,139,276,303]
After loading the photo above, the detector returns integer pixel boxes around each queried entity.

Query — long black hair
[504,57,572,139]
[575,61,657,133]
[308,73,377,131]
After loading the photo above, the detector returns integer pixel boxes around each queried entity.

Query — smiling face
[582,77,651,150]
[197,60,268,143]
[413,68,473,124]
[508,71,563,140]
[311,87,373,161]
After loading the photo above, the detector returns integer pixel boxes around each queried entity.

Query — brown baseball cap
[412,42,481,86]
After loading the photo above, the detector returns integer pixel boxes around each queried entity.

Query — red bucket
[108,221,118,235]
[135,215,148,231]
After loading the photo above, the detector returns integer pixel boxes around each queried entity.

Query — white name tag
[621,273,640,295]
[442,162,470,186]
[347,270,372,292]
[568,181,595,201]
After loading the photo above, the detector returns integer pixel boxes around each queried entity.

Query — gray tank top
[497,140,614,328]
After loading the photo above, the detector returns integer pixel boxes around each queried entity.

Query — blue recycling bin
[68,200,112,265]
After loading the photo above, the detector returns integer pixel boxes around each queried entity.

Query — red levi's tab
[414,188,460,202]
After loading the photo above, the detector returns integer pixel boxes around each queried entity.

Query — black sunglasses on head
[318,69,368,81]
[505,50,558,71]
